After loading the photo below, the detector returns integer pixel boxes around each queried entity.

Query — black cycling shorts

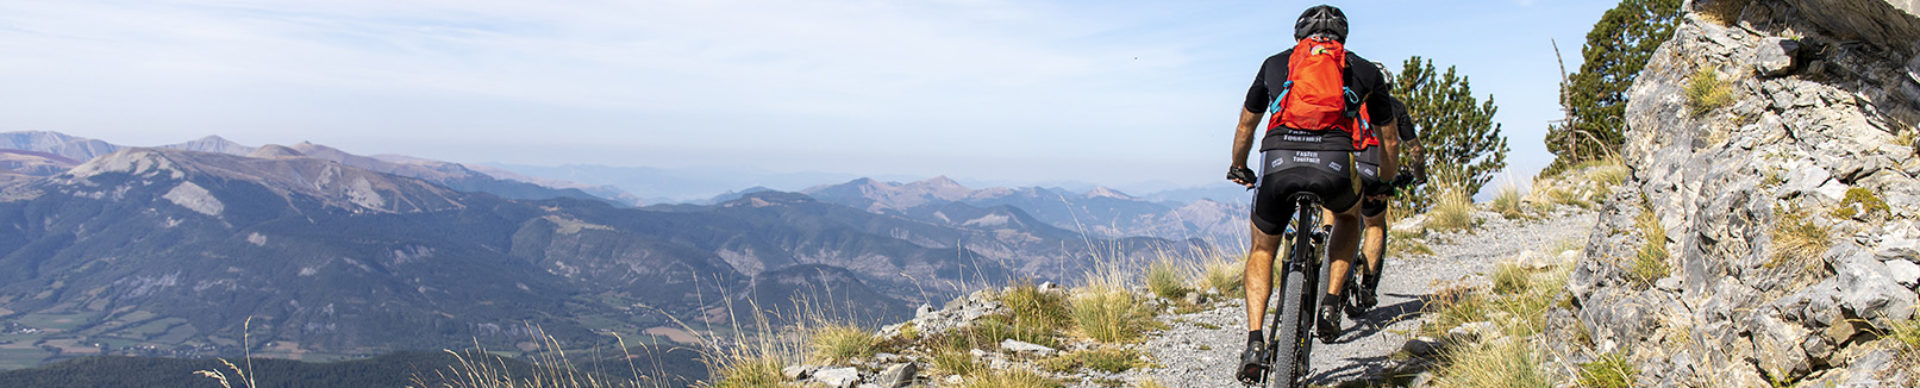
[1355,147,1389,217]
[1250,149,1361,235]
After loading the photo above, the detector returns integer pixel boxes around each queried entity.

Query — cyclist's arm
[1379,120,1400,181]
[1230,108,1262,186]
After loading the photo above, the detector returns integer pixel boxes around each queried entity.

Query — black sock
[1247,330,1263,345]
[1323,293,1341,306]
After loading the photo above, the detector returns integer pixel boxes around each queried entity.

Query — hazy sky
[0,0,1619,193]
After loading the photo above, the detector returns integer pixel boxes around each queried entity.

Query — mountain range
[0,131,640,206]
[801,176,1247,242]
[0,132,1192,381]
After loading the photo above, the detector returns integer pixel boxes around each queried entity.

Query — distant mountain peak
[65,148,185,180]
[248,144,306,159]
[1085,186,1133,200]
[162,135,256,156]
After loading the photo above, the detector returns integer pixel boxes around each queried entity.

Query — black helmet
[1294,5,1348,43]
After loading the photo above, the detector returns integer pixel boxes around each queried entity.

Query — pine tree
[1543,0,1683,174]
[1395,57,1509,211]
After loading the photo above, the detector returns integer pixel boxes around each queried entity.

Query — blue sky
[0,0,1621,194]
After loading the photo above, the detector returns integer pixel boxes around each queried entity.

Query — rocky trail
[1117,208,1598,387]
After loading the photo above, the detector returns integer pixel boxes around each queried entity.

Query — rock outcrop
[1546,0,1920,386]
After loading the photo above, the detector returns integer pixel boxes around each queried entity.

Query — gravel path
[1116,208,1598,387]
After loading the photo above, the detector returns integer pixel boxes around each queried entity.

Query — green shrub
[1832,187,1889,220]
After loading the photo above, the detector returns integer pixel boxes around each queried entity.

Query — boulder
[874,363,917,388]
[1754,38,1801,76]
[811,367,861,388]
[998,339,1057,356]
[1887,259,1920,288]
[1836,254,1919,324]
[783,364,815,380]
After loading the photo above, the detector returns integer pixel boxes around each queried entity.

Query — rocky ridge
[1541,0,1920,386]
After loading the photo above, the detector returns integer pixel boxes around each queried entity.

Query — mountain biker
[1227,5,1398,383]
[1348,95,1425,314]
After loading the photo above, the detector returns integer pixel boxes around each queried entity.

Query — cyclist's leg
[1323,202,1365,296]
[1363,210,1387,274]
[1244,179,1294,332]
[1243,220,1285,331]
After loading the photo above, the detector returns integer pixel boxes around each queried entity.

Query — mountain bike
[1258,193,1334,388]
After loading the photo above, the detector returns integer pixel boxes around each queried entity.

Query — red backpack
[1266,37,1375,150]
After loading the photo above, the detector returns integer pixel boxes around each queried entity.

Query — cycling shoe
[1316,299,1342,342]
[1236,340,1271,384]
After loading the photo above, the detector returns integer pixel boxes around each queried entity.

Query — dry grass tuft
[1490,182,1528,220]
[1630,206,1670,287]
[1144,259,1189,300]
[1685,66,1734,115]
[1577,352,1636,388]
[1768,206,1831,274]
[1042,347,1145,374]
[705,355,784,388]
[1067,282,1152,341]
[1194,255,1245,297]
[1425,173,1476,233]
[958,369,1063,388]
[808,324,879,364]
[1491,262,1531,295]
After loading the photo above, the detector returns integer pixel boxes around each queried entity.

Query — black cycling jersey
[1389,97,1416,141]
[1243,49,1396,151]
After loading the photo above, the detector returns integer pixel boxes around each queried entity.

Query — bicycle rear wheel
[1266,263,1311,388]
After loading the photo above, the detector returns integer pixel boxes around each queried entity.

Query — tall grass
[194,316,257,388]
[1424,262,1571,388]
[1431,338,1551,388]
[411,325,656,388]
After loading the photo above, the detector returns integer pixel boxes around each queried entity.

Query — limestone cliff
[1547,0,1920,385]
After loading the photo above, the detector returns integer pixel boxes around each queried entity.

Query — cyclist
[1228,5,1398,383]
[1348,95,1425,314]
